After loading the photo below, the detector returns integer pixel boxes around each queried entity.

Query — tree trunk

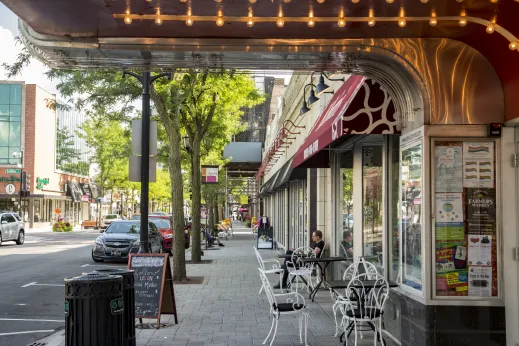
[168,128,187,282]
[190,138,202,263]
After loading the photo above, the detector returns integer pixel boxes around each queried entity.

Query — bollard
[65,273,123,346]
[93,269,136,346]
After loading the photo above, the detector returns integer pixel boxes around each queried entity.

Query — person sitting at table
[340,231,353,259]
[273,230,325,289]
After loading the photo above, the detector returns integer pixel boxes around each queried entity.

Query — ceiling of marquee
[3,0,519,121]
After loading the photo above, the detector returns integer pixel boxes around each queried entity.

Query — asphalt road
[0,231,128,346]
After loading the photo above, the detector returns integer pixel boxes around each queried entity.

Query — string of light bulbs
[116,11,519,51]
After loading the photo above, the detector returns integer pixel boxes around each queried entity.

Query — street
[0,231,127,346]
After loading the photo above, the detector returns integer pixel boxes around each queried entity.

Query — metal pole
[122,70,170,253]
[139,71,151,253]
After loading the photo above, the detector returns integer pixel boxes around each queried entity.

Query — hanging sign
[202,165,219,184]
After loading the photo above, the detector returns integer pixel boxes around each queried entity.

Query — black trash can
[65,273,124,346]
[93,269,136,346]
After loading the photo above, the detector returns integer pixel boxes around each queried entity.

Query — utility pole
[123,71,170,253]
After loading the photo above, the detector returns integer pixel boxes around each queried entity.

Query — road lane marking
[21,282,37,287]
[0,318,63,322]
[21,282,64,288]
[0,330,55,336]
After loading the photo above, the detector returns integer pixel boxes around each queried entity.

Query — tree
[79,114,131,198]
[180,72,263,262]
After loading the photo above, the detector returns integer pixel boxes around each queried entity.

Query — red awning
[292,76,399,168]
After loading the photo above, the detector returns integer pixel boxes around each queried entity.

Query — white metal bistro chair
[254,246,284,294]
[258,268,309,346]
[330,260,379,336]
[339,273,389,346]
[287,247,316,294]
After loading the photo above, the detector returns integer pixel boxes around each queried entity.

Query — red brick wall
[24,85,36,192]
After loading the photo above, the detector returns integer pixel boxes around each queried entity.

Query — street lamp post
[122,71,170,253]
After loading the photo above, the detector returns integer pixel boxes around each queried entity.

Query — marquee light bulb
[338,18,346,27]
[509,41,518,50]
[277,18,285,27]
[124,14,132,25]
[386,0,394,3]
[352,0,359,3]
[180,0,187,2]
[459,18,467,27]
[368,9,375,26]
[247,18,254,27]
[368,19,375,27]
[316,0,324,3]
[249,0,257,3]
[216,16,224,26]
[155,17,162,25]
[398,19,406,27]
[420,0,429,3]
[486,23,495,34]
[429,17,437,27]
[308,19,315,27]
[186,17,193,26]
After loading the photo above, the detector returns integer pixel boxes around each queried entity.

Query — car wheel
[0,232,2,246]
[16,230,24,245]
[92,249,104,262]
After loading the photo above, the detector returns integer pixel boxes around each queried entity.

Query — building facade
[0,82,93,228]
[259,47,510,344]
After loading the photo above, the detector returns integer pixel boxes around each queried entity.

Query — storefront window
[0,83,22,165]
[389,136,400,283]
[434,141,498,297]
[401,143,423,291]
[362,146,384,273]
[337,150,354,260]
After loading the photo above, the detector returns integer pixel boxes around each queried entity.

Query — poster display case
[432,140,499,298]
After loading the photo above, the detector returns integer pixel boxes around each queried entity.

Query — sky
[0,4,58,94]
[0,3,290,95]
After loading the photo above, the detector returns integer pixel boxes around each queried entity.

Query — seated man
[203,229,225,247]
[273,230,325,289]
[340,231,354,259]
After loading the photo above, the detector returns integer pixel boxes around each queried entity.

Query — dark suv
[0,211,24,246]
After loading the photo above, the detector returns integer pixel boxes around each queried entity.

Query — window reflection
[362,146,384,273]
[401,143,423,291]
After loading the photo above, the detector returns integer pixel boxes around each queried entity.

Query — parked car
[148,216,174,254]
[0,211,24,246]
[91,220,163,262]
[150,212,167,216]
[132,214,190,250]
[101,214,122,231]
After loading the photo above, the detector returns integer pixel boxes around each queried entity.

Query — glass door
[362,144,384,274]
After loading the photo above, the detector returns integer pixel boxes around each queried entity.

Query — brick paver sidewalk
[136,222,397,346]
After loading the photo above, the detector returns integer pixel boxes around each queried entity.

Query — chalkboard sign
[128,253,178,327]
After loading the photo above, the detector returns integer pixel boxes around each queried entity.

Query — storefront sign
[0,176,21,182]
[5,169,21,174]
[303,139,319,160]
[36,177,50,190]
[67,181,83,202]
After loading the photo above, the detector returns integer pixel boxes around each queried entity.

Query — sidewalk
[31,221,397,346]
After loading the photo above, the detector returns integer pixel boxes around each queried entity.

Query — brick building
[0,81,93,228]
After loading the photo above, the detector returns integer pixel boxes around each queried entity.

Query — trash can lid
[64,273,123,283]
[93,268,134,276]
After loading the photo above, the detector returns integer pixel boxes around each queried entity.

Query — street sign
[5,169,21,174]
[5,184,16,194]
[131,120,158,156]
